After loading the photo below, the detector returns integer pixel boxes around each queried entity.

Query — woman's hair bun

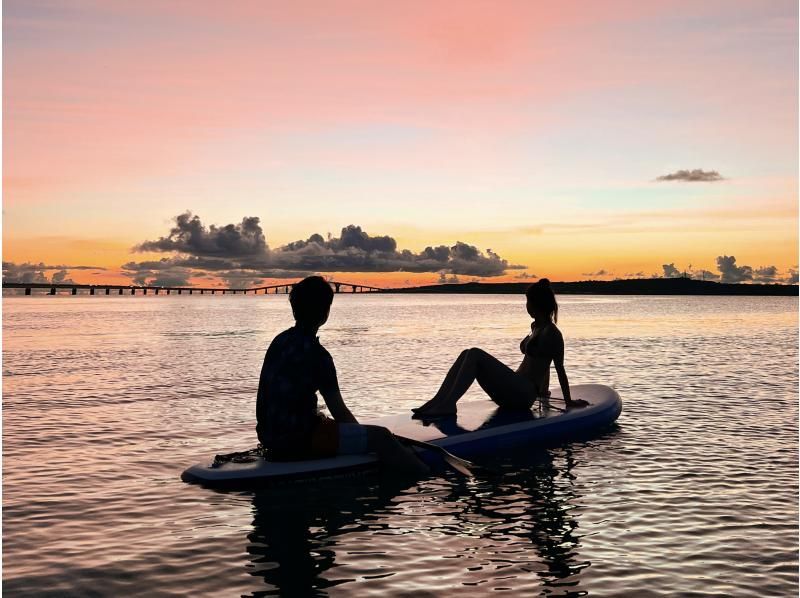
[526,277,558,322]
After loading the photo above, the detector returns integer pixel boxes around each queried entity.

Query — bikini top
[520,323,554,356]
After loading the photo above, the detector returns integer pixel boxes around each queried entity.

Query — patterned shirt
[256,326,339,453]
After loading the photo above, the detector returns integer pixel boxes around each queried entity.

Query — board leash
[211,446,264,468]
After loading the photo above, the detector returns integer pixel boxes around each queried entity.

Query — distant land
[390,278,799,296]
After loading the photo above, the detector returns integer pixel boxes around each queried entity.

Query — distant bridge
[2,280,384,296]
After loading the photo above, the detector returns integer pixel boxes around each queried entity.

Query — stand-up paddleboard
[182,384,621,489]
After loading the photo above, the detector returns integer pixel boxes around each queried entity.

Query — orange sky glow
[3,1,798,288]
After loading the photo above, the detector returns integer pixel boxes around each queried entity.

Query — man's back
[256,326,338,453]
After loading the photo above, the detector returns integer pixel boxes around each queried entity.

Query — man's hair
[290,276,334,324]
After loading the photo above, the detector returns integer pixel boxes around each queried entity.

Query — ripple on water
[2,295,798,596]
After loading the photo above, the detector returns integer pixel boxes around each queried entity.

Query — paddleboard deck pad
[182,384,621,489]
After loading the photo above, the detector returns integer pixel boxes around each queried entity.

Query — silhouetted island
[390,278,798,296]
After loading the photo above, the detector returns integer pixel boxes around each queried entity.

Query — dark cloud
[271,232,520,275]
[514,272,536,280]
[715,255,753,283]
[126,215,524,284]
[3,262,49,283]
[37,263,105,271]
[423,245,453,262]
[786,268,799,284]
[655,257,790,283]
[582,269,610,278]
[752,266,779,283]
[150,273,192,287]
[336,226,396,253]
[136,212,267,257]
[656,169,724,182]
[51,270,76,284]
[2,261,90,284]
[217,270,266,288]
[437,272,460,284]
[692,269,721,281]
[121,259,192,286]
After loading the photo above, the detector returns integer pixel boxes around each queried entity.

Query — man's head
[290,276,334,327]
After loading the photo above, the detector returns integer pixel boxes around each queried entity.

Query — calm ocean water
[3,294,798,597]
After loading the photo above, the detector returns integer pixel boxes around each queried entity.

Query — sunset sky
[3,1,798,287]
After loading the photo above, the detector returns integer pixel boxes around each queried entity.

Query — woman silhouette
[413,279,588,417]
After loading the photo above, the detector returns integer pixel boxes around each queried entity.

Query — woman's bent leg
[431,349,469,401]
[416,347,531,415]
[473,351,538,409]
[413,350,469,413]
[414,348,483,415]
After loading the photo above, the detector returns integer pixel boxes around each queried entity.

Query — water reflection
[446,446,590,595]
[243,436,611,596]
[245,477,415,596]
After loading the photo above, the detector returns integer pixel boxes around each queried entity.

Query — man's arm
[321,387,359,424]
[318,349,359,424]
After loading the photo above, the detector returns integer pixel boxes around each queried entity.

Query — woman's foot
[411,409,456,420]
[412,401,457,418]
[412,397,443,413]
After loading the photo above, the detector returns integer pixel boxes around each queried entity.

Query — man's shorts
[309,416,369,458]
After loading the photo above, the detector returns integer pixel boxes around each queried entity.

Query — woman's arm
[552,332,587,408]
[553,358,572,404]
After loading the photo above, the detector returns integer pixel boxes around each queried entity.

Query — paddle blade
[442,453,475,477]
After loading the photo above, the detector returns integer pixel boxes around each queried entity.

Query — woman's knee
[466,348,490,371]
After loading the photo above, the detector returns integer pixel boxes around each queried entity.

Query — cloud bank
[513,272,536,280]
[587,257,795,285]
[1,261,103,284]
[752,265,779,283]
[691,269,721,282]
[656,256,794,284]
[126,212,525,285]
[437,272,461,284]
[656,169,724,182]
[582,269,610,278]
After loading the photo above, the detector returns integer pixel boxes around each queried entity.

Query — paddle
[394,434,483,477]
